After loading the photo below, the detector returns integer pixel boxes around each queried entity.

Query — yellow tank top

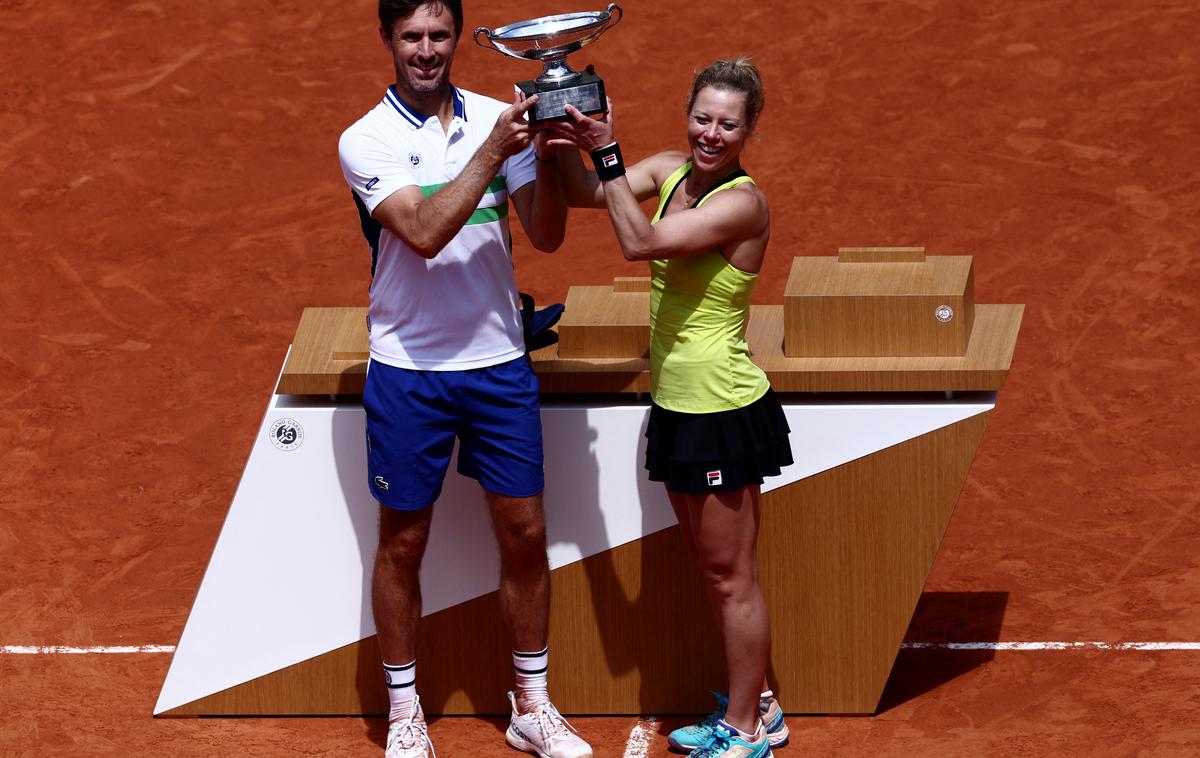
[648,162,770,413]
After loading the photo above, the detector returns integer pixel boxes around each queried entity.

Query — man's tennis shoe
[385,696,434,758]
[505,691,593,758]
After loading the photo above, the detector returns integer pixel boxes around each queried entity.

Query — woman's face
[686,86,752,174]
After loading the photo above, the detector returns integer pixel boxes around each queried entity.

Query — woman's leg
[685,485,770,735]
[669,485,773,705]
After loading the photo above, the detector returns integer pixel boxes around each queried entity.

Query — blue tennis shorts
[362,356,544,509]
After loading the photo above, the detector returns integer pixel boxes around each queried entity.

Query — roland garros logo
[269,418,304,451]
[934,305,954,323]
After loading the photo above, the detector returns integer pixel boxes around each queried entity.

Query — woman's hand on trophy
[544,98,616,153]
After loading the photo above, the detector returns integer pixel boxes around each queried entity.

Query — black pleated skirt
[645,389,793,495]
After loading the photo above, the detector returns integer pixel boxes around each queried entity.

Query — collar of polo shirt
[384,84,468,129]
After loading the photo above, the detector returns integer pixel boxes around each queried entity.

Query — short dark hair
[378,0,463,38]
[686,57,765,127]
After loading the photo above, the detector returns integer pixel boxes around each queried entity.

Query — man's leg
[487,490,550,663]
[490,490,593,758]
[372,502,438,757]
[374,496,436,748]
[374,504,434,709]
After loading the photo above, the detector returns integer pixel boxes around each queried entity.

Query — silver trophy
[474,4,622,124]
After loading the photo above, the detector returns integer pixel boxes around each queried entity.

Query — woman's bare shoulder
[637,150,691,181]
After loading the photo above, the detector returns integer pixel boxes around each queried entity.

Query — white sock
[759,688,774,709]
[719,718,763,741]
[513,647,549,711]
[384,660,417,722]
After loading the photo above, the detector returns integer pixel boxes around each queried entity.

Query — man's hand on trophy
[486,95,538,160]
[544,98,615,153]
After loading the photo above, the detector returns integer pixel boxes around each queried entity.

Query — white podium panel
[155,376,994,715]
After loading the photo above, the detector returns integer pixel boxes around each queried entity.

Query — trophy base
[518,72,606,124]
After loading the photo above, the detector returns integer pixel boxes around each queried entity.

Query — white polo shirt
[338,85,537,371]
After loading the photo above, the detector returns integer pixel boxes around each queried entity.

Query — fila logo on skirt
[706,470,723,487]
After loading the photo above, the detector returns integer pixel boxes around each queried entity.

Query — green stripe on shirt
[420,176,508,196]
[466,203,508,225]
[419,177,509,225]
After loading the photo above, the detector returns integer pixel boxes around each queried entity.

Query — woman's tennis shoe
[668,691,789,752]
[687,720,771,758]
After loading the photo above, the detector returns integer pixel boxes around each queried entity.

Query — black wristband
[589,142,625,182]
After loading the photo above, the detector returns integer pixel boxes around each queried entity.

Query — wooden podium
[156,248,1021,717]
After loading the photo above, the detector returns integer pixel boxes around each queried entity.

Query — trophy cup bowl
[474,4,622,124]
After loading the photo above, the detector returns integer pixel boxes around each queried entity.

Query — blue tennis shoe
[687,720,771,758]
[667,691,790,753]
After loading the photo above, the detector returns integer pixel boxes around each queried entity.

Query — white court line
[616,642,1200,753]
[6,642,1200,655]
[900,642,1200,651]
[622,716,657,758]
[1,645,176,654]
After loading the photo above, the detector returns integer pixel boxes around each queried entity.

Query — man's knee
[378,506,432,568]
[503,505,547,540]
[491,500,549,575]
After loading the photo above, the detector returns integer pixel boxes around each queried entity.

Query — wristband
[589,141,625,182]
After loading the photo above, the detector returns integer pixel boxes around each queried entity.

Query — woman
[547,59,793,758]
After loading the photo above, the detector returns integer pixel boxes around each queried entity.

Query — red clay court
[2,0,1198,755]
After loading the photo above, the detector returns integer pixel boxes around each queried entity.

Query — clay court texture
[2,0,1199,755]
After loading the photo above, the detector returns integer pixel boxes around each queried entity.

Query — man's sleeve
[338,126,418,213]
[504,143,537,195]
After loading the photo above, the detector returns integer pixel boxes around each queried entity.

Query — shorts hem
[478,483,544,500]
[374,495,437,511]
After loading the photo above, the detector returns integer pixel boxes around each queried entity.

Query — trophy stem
[536,60,581,86]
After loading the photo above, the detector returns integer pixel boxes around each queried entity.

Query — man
[337,2,591,757]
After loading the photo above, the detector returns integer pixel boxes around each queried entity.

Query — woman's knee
[697,553,756,600]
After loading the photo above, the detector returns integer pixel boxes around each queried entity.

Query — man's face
[381,3,458,97]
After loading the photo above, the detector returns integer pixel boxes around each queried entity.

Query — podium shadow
[875,590,1009,713]
[325,403,389,747]
[552,405,727,715]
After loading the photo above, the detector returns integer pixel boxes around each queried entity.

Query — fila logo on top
[707,470,723,487]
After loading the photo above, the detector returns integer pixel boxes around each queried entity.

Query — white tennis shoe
[505,691,593,758]
[385,696,434,758]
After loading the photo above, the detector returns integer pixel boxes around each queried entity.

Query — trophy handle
[473,26,501,52]
[600,3,623,34]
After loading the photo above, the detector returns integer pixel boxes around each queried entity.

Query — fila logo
[374,476,390,491]
[707,470,723,487]
[601,153,619,168]
[365,177,379,190]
